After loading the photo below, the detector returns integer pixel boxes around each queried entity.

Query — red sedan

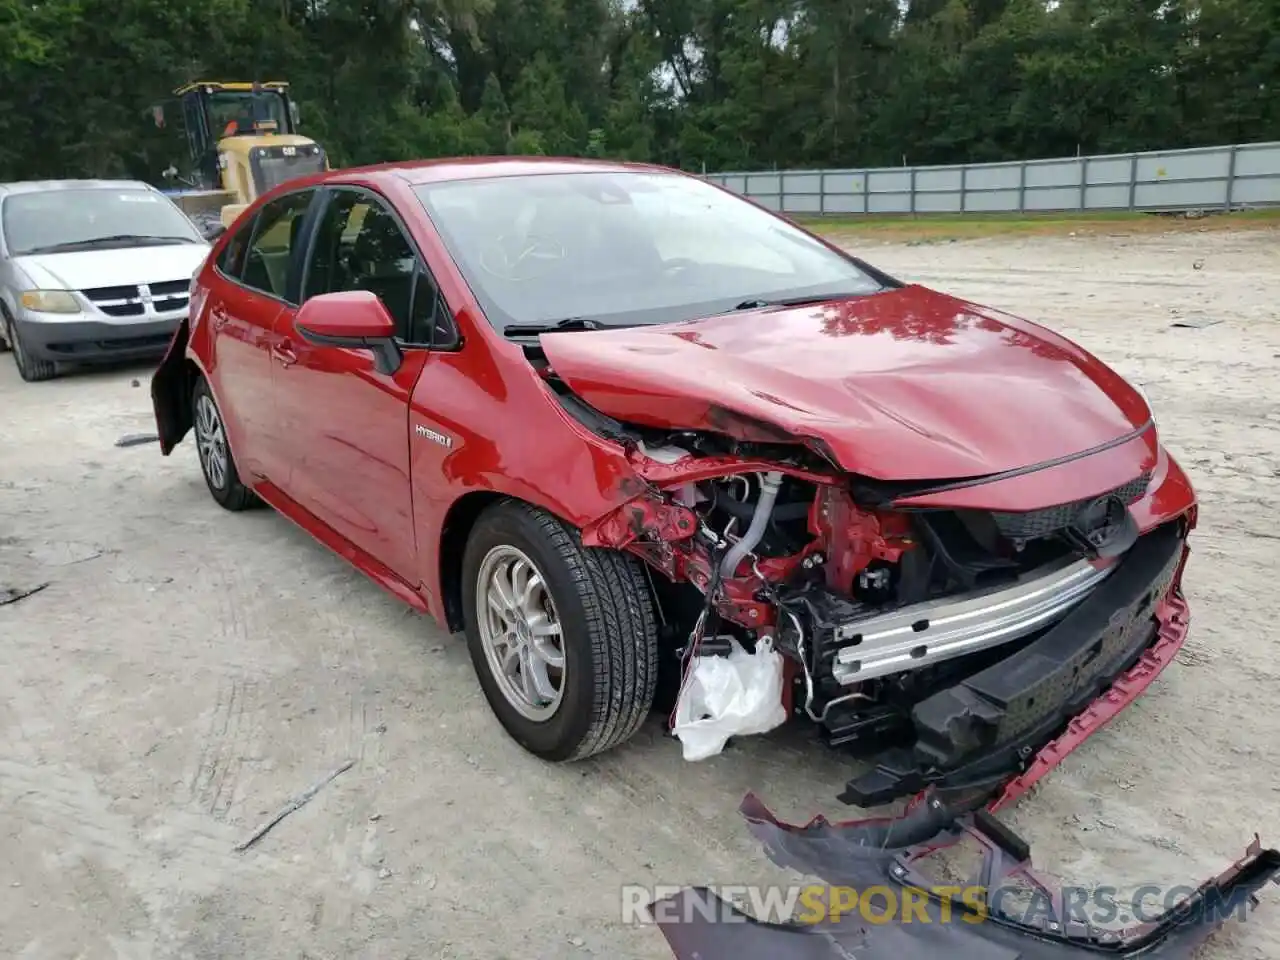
[152,158,1196,804]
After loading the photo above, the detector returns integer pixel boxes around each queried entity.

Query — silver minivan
[0,179,212,381]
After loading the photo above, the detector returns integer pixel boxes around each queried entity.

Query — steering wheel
[479,233,568,282]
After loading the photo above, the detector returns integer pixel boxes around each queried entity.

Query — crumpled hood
[15,243,209,292]
[540,285,1153,481]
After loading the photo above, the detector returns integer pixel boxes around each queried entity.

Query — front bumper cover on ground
[654,790,1280,959]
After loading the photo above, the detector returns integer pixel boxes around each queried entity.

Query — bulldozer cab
[168,81,328,226]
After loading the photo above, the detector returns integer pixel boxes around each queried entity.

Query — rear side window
[241,190,314,301]
[217,219,253,279]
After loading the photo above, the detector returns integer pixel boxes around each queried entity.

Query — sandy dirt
[2,227,1278,959]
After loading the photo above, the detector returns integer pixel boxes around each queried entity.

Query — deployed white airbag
[672,636,787,761]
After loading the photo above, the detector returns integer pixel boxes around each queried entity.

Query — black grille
[81,281,190,318]
[82,284,137,299]
[991,470,1153,541]
[150,280,190,313]
[82,284,143,317]
[98,303,143,317]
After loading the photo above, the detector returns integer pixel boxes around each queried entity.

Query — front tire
[461,500,659,761]
[4,313,57,382]
[192,377,257,511]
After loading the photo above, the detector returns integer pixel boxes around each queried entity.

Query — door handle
[272,340,298,367]
[210,306,229,330]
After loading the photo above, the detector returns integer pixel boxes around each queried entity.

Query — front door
[273,186,441,584]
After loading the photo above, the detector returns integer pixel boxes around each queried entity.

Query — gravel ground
[2,226,1278,959]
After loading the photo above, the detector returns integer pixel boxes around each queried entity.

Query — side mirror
[295,290,402,375]
[199,221,226,242]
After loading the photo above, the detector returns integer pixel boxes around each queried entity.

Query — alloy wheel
[194,393,230,490]
[475,544,566,721]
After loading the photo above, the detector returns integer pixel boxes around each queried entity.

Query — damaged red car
[152,158,1196,804]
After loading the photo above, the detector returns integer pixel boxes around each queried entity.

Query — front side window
[413,171,882,332]
[303,189,444,344]
[1,187,204,256]
[241,190,314,300]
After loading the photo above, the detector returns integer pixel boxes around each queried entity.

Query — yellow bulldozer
[154,81,329,235]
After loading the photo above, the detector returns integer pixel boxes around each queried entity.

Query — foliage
[0,0,1275,182]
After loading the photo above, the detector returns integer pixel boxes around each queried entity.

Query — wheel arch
[437,490,510,632]
[435,484,649,633]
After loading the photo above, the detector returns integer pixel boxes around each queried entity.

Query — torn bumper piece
[654,791,1280,959]
[840,522,1189,806]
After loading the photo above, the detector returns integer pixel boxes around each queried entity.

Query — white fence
[704,141,1280,215]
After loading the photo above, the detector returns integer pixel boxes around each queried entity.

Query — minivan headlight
[20,290,80,314]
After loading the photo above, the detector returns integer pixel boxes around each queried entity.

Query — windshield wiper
[502,317,604,337]
[733,292,869,311]
[23,234,199,254]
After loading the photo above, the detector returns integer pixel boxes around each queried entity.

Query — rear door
[272,186,444,582]
[204,188,316,482]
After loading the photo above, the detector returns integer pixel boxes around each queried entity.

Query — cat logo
[415,424,453,449]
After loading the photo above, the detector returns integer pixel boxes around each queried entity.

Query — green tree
[0,0,1275,184]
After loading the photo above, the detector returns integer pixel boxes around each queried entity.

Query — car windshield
[413,171,883,331]
[1,187,203,256]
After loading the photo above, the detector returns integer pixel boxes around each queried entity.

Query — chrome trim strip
[832,556,1115,684]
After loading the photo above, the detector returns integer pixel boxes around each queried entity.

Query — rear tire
[192,376,257,511]
[4,313,57,382]
[461,500,659,761]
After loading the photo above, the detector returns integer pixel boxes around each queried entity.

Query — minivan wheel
[192,376,257,511]
[5,313,57,382]
[461,500,659,761]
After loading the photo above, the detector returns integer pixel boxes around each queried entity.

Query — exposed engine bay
[550,371,1192,804]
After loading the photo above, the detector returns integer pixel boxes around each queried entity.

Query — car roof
[327,156,682,188]
[0,179,158,198]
